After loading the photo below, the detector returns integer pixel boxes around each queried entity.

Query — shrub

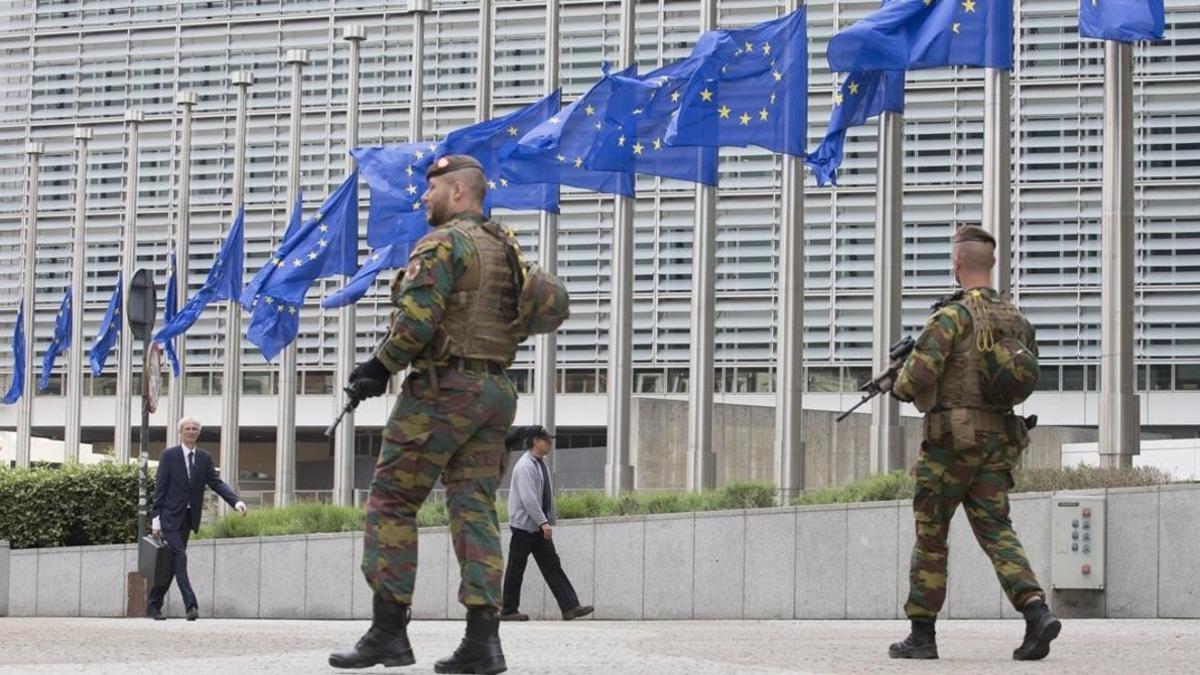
[0,463,148,549]
[196,502,364,540]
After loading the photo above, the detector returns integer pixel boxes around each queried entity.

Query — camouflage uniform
[361,211,523,612]
[892,286,1046,620]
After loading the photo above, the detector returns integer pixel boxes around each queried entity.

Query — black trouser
[501,527,579,614]
[146,527,196,612]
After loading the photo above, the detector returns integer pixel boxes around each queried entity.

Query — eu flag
[241,172,360,360]
[500,65,636,197]
[827,0,1013,72]
[322,245,397,309]
[587,59,720,185]
[1080,0,1165,42]
[355,143,435,260]
[39,288,71,391]
[154,207,245,345]
[805,70,906,187]
[665,9,809,157]
[439,92,561,214]
[90,274,122,377]
[3,301,23,405]
[159,252,181,377]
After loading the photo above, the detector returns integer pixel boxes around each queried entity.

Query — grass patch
[790,465,1173,507]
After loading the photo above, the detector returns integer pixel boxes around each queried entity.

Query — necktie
[187,451,195,480]
[534,456,552,518]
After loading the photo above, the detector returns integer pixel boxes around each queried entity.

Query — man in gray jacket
[499,425,593,622]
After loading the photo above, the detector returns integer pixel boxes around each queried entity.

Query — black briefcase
[138,535,172,587]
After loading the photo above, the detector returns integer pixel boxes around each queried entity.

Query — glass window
[844,367,872,392]
[667,368,689,394]
[807,367,840,392]
[211,373,224,393]
[302,370,334,395]
[1036,366,1060,391]
[242,372,274,395]
[91,373,117,396]
[1150,364,1172,391]
[1087,365,1101,391]
[736,368,773,393]
[635,369,665,393]
[506,369,531,394]
[1175,364,1200,391]
[1062,365,1085,391]
[563,369,597,393]
[36,374,63,396]
[184,373,208,396]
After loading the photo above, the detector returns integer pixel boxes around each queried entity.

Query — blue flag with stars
[500,65,637,197]
[805,70,906,187]
[356,143,435,262]
[587,59,720,185]
[322,244,397,309]
[89,275,122,377]
[1080,0,1164,42]
[153,208,245,345]
[828,0,1013,72]
[39,288,71,391]
[438,92,562,214]
[159,252,181,377]
[3,301,24,405]
[666,9,809,157]
[241,172,360,361]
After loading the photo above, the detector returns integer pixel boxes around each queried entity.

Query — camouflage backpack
[968,292,1039,408]
[495,226,570,340]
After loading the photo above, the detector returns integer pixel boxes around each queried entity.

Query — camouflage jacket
[892,287,1039,406]
[373,222,479,373]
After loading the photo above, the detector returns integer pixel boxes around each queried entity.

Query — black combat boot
[1013,599,1061,661]
[328,595,416,669]
[434,608,507,674]
[888,618,939,659]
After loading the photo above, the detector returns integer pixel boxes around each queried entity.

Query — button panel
[1051,496,1105,590]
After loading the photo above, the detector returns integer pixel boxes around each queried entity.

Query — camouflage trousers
[361,367,517,610]
[905,431,1046,619]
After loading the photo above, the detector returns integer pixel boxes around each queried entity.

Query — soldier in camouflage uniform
[330,155,522,675]
[885,225,1061,661]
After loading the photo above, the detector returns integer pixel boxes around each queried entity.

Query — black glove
[348,356,390,400]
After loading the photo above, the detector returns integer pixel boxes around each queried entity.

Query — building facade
[1,0,1198,490]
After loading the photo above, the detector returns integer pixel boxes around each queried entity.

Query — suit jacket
[151,445,240,533]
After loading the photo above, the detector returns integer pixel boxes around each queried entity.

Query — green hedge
[790,465,1173,507]
[0,463,148,549]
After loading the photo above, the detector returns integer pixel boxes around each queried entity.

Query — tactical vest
[440,216,521,366]
[937,288,1029,413]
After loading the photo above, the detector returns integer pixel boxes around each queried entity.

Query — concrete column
[869,112,904,475]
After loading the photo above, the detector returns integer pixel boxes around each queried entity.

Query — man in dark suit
[148,416,246,621]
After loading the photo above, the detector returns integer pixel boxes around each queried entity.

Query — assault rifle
[835,335,916,423]
[324,387,362,437]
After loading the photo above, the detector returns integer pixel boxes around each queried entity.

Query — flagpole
[477,0,493,122]
[15,141,42,468]
[1099,41,1139,468]
[116,110,143,465]
[983,68,1011,294]
[536,0,561,478]
[333,27,365,508]
[869,111,904,475]
[686,0,718,492]
[221,71,253,500]
[168,92,197,449]
[64,130,91,462]
[605,0,636,496]
[773,0,806,501]
[410,0,428,143]
[279,49,309,509]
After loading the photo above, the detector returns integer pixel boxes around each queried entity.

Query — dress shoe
[562,605,594,621]
[435,608,506,674]
[329,596,416,669]
[186,606,199,621]
[498,611,529,622]
[888,619,938,659]
[1013,601,1062,661]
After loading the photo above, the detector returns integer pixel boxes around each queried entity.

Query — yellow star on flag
[962,0,976,12]
[758,108,769,121]
[671,90,680,103]
[406,184,417,195]
[500,178,508,187]
[555,153,566,163]
[952,22,961,33]
[718,104,731,119]
[415,150,424,159]
[762,43,772,55]
[411,202,420,210]
[265,296,274,304]
[307,251,318,260]
[318,224,329,233]
[700,88,713,102]
[405,165,413,176]
[769,92,777,105]
[773,70,783,82]
[739,112,751,126]
[833,91,844,105]
[618,135,626,146]
[849,81,859,95]
[487,179,497,189]
[573,156,583,168]
[632,142,644,155]
[288,306,296,315]
[744,41,754,52]
[585,105,595,116]
[318,238,327,248]
[507,125,518,136]
[653,138,662,151]
[277,305,285,313]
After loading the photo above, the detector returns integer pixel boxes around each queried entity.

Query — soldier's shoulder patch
[411,229,455,258]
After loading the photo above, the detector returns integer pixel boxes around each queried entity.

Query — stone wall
[6,484,1198,620]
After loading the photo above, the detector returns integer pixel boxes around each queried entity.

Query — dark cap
[952,224,996,248]
[426,154,484,180]
[504,425,554,452]
[526,425,554,442]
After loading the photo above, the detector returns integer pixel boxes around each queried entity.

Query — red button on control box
[1082,564,1092,575]
[1082,507,1092,518]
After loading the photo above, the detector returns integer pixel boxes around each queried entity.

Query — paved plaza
[0,617,1196,674]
